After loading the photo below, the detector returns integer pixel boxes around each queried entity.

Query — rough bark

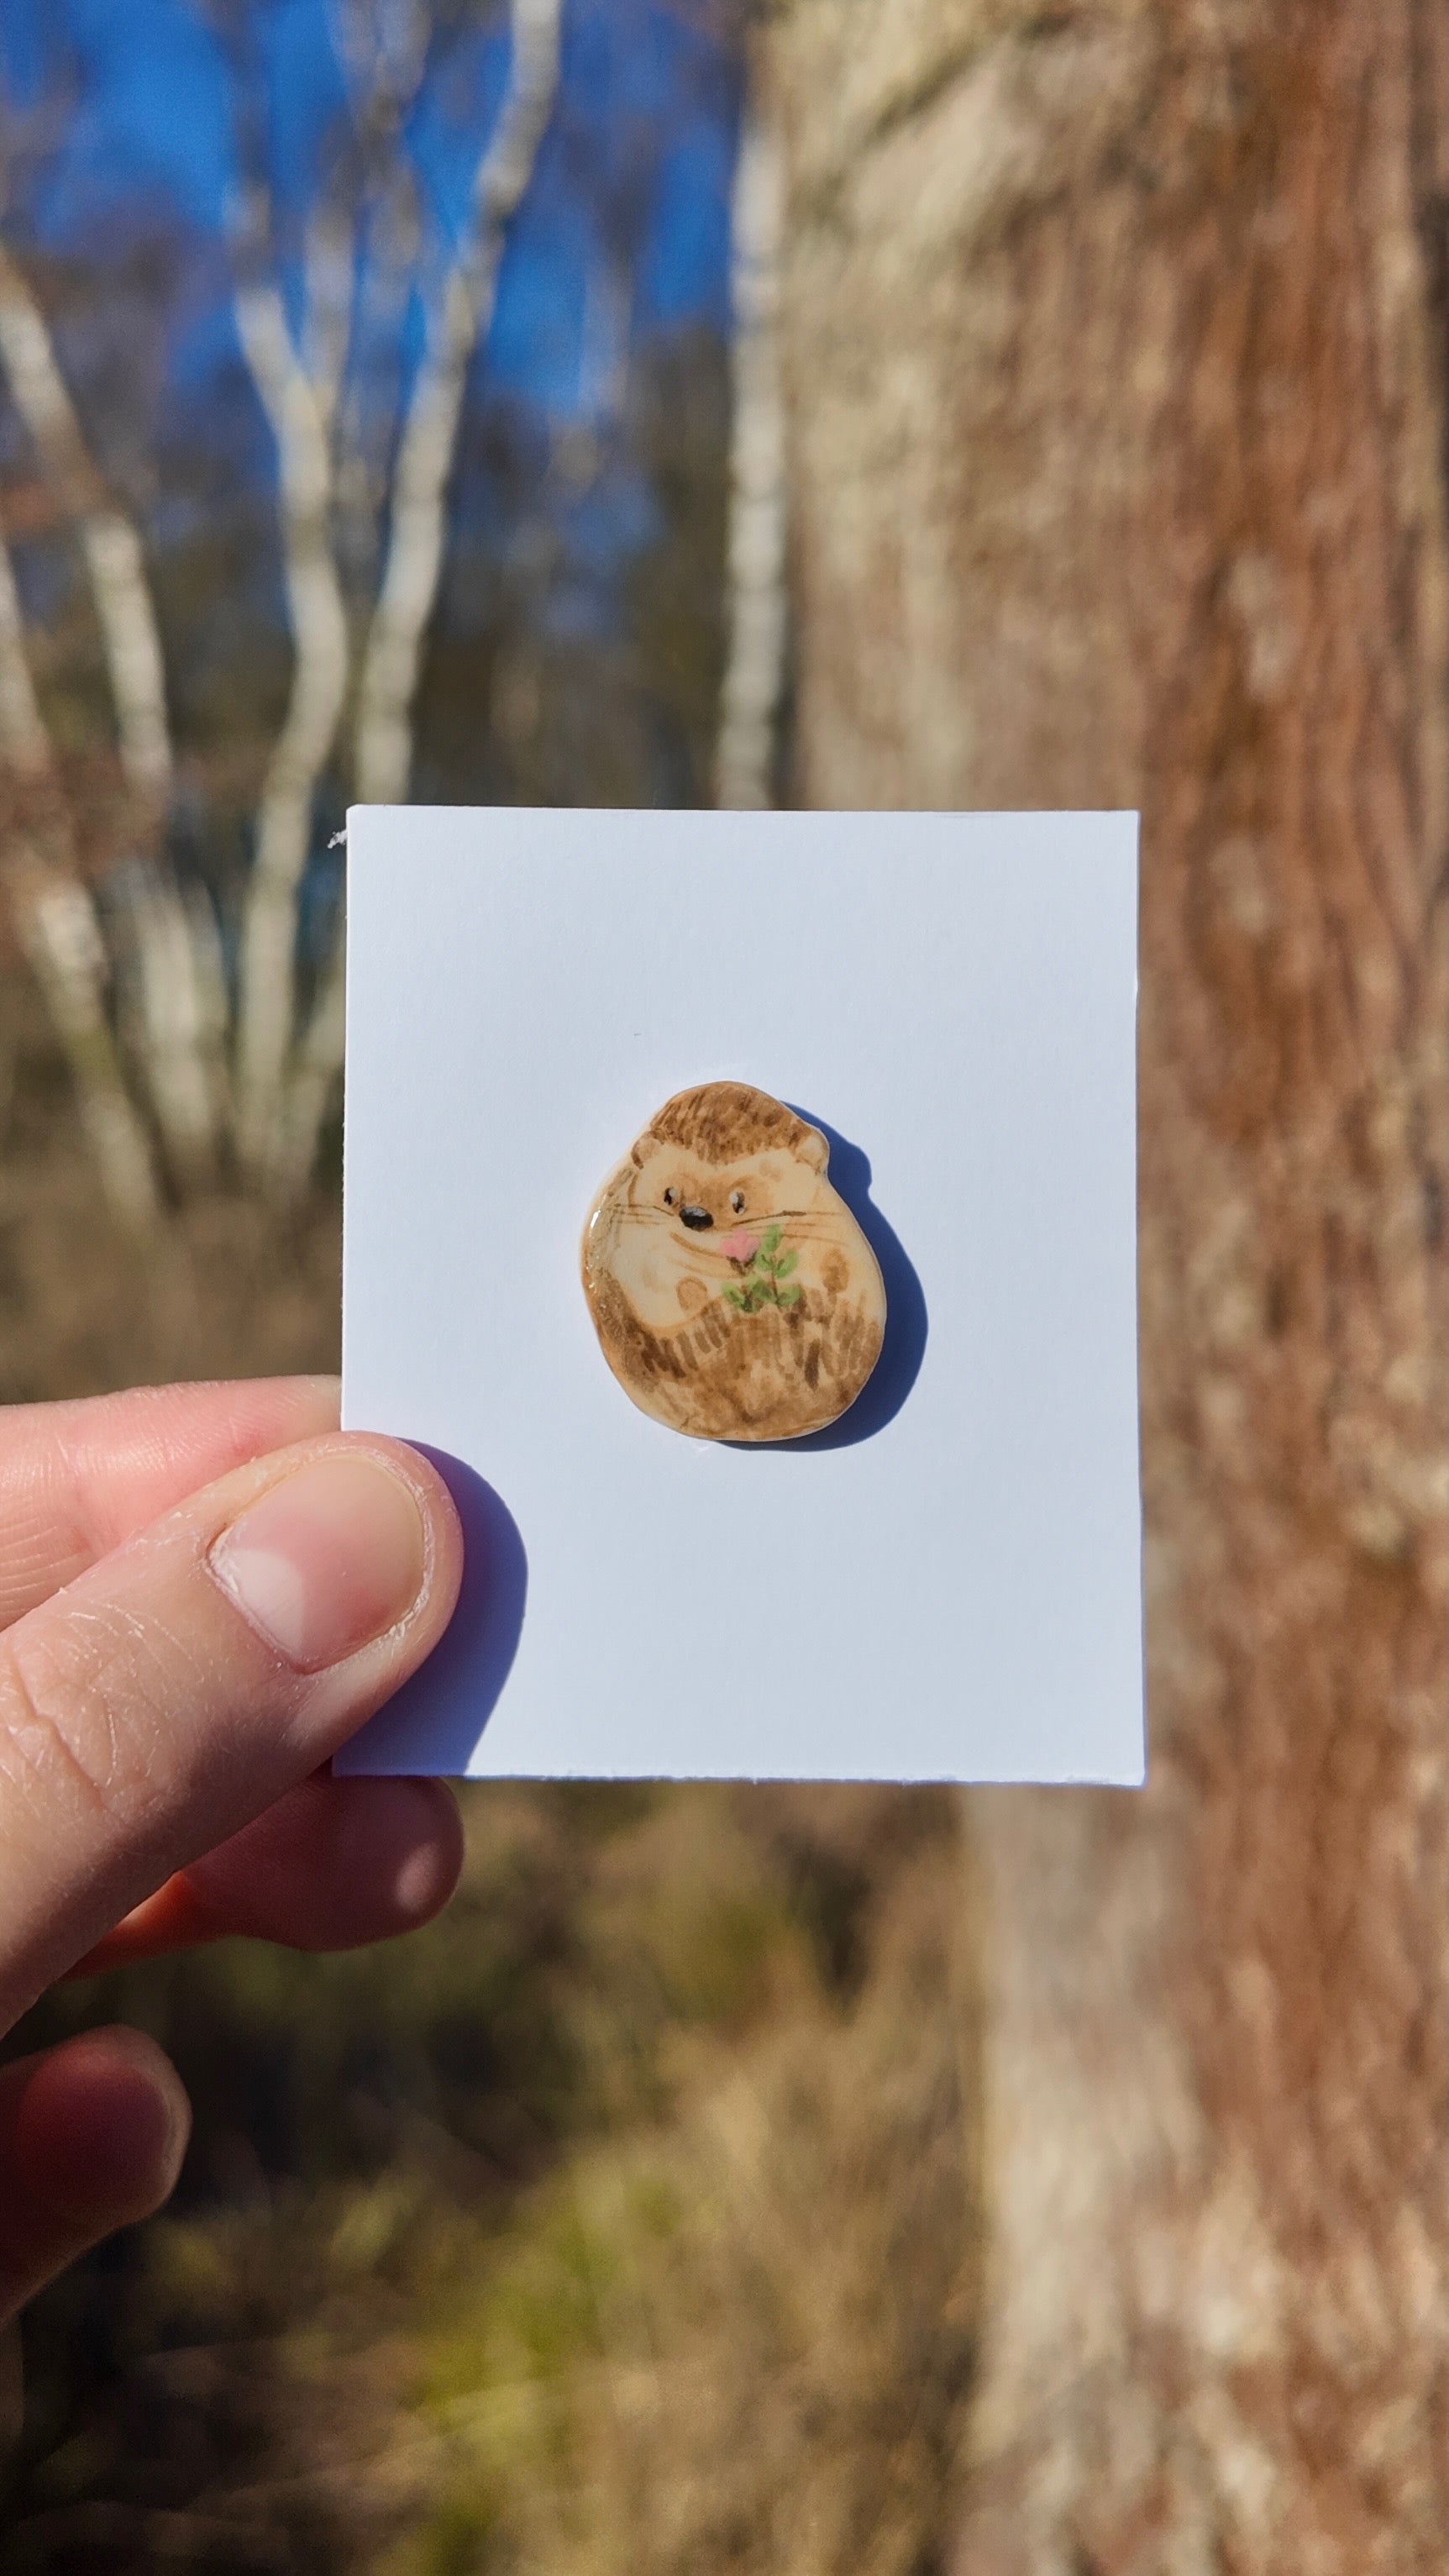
[763,2,1447,2566]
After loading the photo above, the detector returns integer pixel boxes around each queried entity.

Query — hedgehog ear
[630,1131,659,1170]
[796,1123,829,1174]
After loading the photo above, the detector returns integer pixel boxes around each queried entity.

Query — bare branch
[354,0,562,804]
[328,0,432,142]
[0,240,172,803]
[232,271,351,1167]
[333,165,422,602]
[302,202,357,434]
[715,106,788,812]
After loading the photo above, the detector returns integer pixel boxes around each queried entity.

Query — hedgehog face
[581,1083,887,1442]
[601,1129,837,1333]
[628,1129,828,1250]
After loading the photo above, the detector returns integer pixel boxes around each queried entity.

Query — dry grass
[390,1791,981,2576]
[47,1789,983,2576]
[0,970,343,1401]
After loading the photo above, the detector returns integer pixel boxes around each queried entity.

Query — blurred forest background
[0,0,1444,2571]
[0,5,976,2573]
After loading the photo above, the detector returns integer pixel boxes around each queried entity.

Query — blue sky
[0,0,740,812]
[0,0,739,427]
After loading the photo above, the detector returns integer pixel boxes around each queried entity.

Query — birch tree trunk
[0,238,225,1188]
[232,274,350,1170]
[715,104,788,811]
[273,0,563,1196]
[0,244,171,807]
[0,523,160,1230]
[352,0,562,805]
[763,3,1447,2566]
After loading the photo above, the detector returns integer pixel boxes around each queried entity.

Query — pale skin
[0,1375,465,2336]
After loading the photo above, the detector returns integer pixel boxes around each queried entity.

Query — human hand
[0,1375,463,2328]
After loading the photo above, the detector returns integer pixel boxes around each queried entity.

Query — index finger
[0,1378,341,1628]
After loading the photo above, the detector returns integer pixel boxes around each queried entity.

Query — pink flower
[717,1228,761,1264]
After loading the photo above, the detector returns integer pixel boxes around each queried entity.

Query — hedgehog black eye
[730,1190,745,1214]
[663,1186,677,1207]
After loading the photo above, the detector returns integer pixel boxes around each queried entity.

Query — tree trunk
[763,3,1447,2566]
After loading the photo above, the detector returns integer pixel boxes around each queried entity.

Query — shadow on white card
[333,1448,528,1775]
[773,1110,927,1449]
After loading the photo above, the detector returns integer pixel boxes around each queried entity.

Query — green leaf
[759,1224,782,1259]
[777,1284,801,1307]
[723,1286,748,1310]
[774,1250,798,1276]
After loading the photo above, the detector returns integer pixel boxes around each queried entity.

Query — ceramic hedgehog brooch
[581,1082,886,1442]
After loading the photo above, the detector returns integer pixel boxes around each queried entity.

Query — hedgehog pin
[581,1082,886,1442]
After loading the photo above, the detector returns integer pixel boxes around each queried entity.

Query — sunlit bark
[12,865,160,1231]
[232,271,351,1170]
[114,865,229,1191]
[765,0,1447,2563]
[716,103,787,812]
[0,534,159,1227]
[0,244,171,805]
[0,239,221,1191]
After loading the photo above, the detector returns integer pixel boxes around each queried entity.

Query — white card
[337,806,1142,1784]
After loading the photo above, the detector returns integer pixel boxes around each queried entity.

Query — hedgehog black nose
[680,1204,713,1231]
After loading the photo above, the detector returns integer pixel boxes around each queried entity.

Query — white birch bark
[13,863,160,1229]
[354,0,562,804]
[232,273,351,1169]
[0,239,229,1189]
[302,202,356,436]
[273,0,564,1201]
[4,0,566,1207]
[715,105,788,812]
[0,533,160,1226]
[114,865,229,1189]
[0,243,171,803]
[229,8,433,1180]
[328,0,429,596]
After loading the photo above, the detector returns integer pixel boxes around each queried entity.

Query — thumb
[0,1434,462,2026]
